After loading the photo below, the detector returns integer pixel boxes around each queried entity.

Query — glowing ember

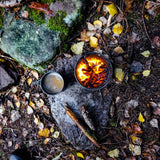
[75,54,108,89]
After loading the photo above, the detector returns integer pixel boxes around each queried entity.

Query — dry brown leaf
[124,0,134,12]
[131,124,143,134]
[77,29,90,42]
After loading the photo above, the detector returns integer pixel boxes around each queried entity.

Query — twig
[64,104,101,148]
[142,0,152,43]
[97,0,104,13]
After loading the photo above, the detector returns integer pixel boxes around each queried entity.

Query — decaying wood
[64,105,100,148]
[81,105,95,131]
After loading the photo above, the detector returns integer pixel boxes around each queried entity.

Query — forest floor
[0,0,160,159]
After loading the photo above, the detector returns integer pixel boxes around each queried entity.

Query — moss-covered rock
[0,13,59,70]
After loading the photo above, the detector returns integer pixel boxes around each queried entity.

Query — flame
[76,54,108,88]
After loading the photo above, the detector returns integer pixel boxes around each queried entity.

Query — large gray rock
[48,55,112,150]
[0,14,59,69]
[49,83,111,150]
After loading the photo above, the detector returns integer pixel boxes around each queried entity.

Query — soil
[0,0,160,159]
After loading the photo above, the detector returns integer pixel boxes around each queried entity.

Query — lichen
[47,11,69,41]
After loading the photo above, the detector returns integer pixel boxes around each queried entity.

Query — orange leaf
[131,124,143,134]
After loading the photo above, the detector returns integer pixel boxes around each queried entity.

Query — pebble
[130,61,142,73]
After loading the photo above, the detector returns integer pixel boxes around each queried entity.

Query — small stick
[97,0,104,13]
[64,105,101,148]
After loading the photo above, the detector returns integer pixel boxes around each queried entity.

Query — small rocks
[130,61,142,73]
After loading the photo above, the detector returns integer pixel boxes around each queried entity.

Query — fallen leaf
[90,36,98,48]
[21,10,29,18]
[144,14,149,20]
[27,78,32,85]
[115,68,124,82]
[138,112,145,123]
[96,157,104,160]
[131,124,143,134]
[0,126,2,135]
[112,23,123,35]
[50,126,54,133]
[33,115,40,125]
[124,0,134,12]
[140,50,150,57]
[44,138,51,144]
[103,27,111,35]
[103,3,118,16]
[29,101,35,109]
[52,152,63,160]
[25,92,30,99]
[11,87,17,93]
[52,131,60,138]
[0,104,5,115]
[129,144,141,156]
[150,119,158,128]
[142,70,151,77]
[93,20,103,30]
[27,106,33,115]
[130,135,142,145]
[71,42,84,55]
[153,107,160,116]
[11,110,21,122]
[107,149,120,158]
[76,152,84,159]
[99,16,107,25]
[38,128,50,138]
[87,22,96,31]
[113,46,124,54]
[152,36,160,49]
[31,70,39,80]
[35,99,44,108]
[15,101,21,108]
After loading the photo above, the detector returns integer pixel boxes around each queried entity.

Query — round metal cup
[39,71,64,95]
[74,52,113,91]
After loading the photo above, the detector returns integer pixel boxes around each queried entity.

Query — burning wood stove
[75,52,112,90]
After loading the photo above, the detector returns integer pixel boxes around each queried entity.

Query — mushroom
[103,3,118,27]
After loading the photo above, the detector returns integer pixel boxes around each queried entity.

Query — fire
[76,54,108,89]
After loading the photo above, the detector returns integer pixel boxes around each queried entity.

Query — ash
[48,55,111,150]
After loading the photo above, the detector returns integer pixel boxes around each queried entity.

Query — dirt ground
[0,0,160,159]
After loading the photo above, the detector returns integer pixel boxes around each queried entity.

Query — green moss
[0,8,4,29]
[47,11,69,41]
[40,0,55,4]
[27,8,46,25]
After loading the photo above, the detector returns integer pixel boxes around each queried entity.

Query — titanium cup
[37,71,64,95]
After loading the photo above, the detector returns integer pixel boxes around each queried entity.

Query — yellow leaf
[27,78,32,85]
[107,149,120,158]
[112,23,123,35]
[138,112,145,123]
[15,101,21,108]
[140,50,150,57]
[113,46,124,54]
[93,20,103,28]
[29,101,35,109]
[44,138,51,144]
[0,126,2,135]
[90,36,98,48]
[71,42,84,55]
[76,152,84,159]
[38,128,50,138]
[144,14,149,20]
[50,126,54,133]
[115,68,124,82]
[33,115,40,125]
[142,70,150,77]
[130,135,142,145]
[31,70,39,80]
[104,4,118,16]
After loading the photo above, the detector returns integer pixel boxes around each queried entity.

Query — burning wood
[75,53,108,89]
